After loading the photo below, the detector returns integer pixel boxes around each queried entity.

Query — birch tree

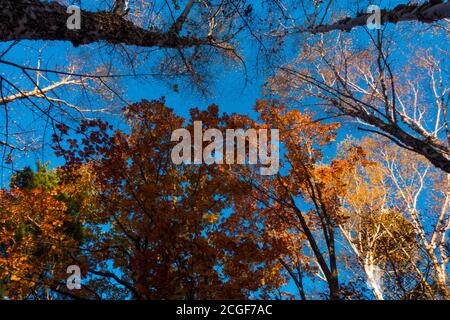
[340,137,449,299]
[269,29,450,173]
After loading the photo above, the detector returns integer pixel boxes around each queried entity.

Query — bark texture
[0,0,210,48]
[313,1,450,33]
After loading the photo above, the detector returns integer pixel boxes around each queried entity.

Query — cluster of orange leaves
[1,99,370,299]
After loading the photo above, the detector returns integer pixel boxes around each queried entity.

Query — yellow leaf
[10,275,20,281]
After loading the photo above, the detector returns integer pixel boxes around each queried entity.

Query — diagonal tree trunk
[0,0,211,48]
[312,1,450,33]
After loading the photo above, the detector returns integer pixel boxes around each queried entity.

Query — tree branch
[0,0,214,48]
[310,1,450,33]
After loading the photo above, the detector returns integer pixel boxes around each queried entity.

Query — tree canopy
[0,1,449,300]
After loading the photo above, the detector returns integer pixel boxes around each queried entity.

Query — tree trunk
[363,259,384,300]
[312,1,450,33]
[0,0,210,48]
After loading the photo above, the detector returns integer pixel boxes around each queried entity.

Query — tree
[52,98,378,300]
[0,162,97,299]
[52,99,288,299]
[339,137,449,299]
[309,1,450,33]
[2,0,217,48]
[223,100,371,299]
[269,27,450,173]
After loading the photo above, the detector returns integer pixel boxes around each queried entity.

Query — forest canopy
[0,1,449,300]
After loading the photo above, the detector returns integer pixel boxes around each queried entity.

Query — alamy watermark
[66,1,130,30]
[66,265,81,290]
[66,6,81,30]
[170,121,280,175]
[367,5,382,30]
